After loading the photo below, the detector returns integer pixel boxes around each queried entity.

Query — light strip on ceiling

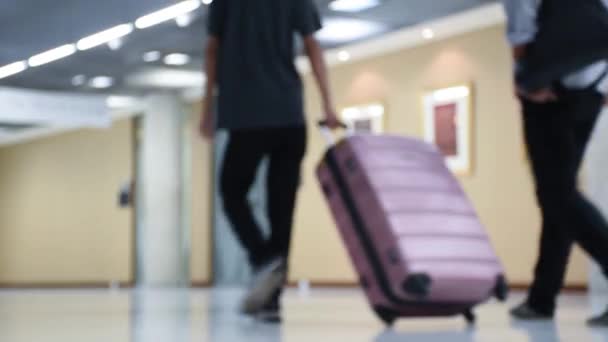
[0,61,28,79]
[77,24,134,51]
[28,44,77,67]
[10,0,205,79]
[135,0,201,29]
[329,0,380,12]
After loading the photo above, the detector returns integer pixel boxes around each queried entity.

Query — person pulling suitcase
[199,0,341,323]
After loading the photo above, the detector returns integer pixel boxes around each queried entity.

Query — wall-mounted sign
[423,84,474,176]
[341,102,385,134]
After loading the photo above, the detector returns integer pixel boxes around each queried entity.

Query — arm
[293,0,340,127]
[200,0,225,139]
[502,0,556,101]
[501,0,539,60]
[302,35,339,126]
[200,37,219,139]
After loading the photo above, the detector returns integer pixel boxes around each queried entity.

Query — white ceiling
[0,0,501,145]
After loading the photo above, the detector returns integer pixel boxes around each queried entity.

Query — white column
[136,93,189,287]
[586,108,608,295]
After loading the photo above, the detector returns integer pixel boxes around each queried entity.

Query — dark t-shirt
[208,0,322,130]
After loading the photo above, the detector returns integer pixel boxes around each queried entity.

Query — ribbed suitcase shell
[317,135,507,325]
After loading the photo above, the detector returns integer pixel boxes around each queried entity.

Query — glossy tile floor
[0,288,607,342]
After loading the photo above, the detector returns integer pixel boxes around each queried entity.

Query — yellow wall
[289,25,588,286]
[189,106,213,285]
[0,25,587,287]
[0,110,214,286]
[0,120,134,285]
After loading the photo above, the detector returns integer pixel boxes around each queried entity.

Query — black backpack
[516,0,608,91]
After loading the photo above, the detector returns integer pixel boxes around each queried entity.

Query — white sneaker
[240,258,286,315]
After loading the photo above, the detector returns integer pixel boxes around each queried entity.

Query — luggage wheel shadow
[509,319,562,342]
[374,328,476,342]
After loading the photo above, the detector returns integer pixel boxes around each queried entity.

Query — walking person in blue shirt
[503,0,608,326]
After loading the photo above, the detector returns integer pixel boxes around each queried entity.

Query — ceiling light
[28,44,77,67]
[202,0,213,4]
[329,0,380,12]
[316,18,384,43]
[108,38,124,51]
[0,61,27,79]
[422,28,435,40]
[143,51,162,62]
[77,24,134,51]
[89,76,114,89]
[164,53,191,66]
[72,74,87,86]
[135,0,201,29]
[338,50,351,62]
[176,14,194,27]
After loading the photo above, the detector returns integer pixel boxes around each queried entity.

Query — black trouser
[522,85,608,315]
[220,126,307,269]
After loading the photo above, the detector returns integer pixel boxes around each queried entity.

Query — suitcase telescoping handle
[317,120,350,147]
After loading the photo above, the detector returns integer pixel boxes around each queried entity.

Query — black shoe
[588,307,608,327]
[255,306,282,324]
[510,302,553,321]
[255,291,282,324]
[240,257,286,315]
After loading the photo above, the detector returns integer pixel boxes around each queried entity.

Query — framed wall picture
[422,84,474,175]
[340,102,385,134]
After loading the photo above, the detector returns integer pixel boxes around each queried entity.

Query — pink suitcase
[316,128,508,326]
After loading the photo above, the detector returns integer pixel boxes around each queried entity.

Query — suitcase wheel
[374,306,397,327]
[494,275,509,302]
[402,273,432,299]
[463,309,476,325]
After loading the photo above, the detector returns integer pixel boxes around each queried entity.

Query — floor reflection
[206,288,284,342]
[0,288,605,342]
[130,289,192,342]
[510,320,561,342]
[374,329,475,342]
